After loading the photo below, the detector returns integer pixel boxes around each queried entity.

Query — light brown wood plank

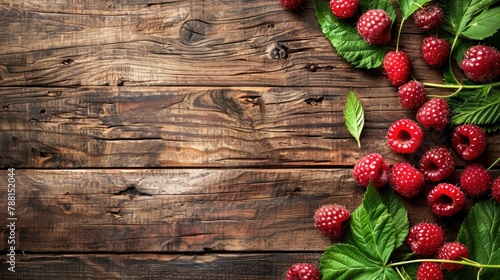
[1,168,496,253]
[0,0,444,87]
[0,253,322,279]
[3,86,498,168]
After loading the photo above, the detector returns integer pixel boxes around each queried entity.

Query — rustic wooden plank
[0,0,444,87]
[1,168,496,253]
[0,253,321,279]
[2,86,498,168]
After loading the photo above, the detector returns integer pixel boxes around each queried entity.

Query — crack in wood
[113,185,152,200]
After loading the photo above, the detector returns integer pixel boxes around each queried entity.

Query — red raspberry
[492,177,500,202]
[357,9,392,45]
[330,0,359,19]
[389,162,426,199]
[451,124,487,161]
[384,51,411,86]
[427,183,466,217]
[285,263,320,280]
[459,45,500,82]
[419,148,455,182]
[407,222,445,256]
[314,204,351,239]
[416,262,444,280]
[416,98,450,130]
[459,163,491,197]
[413,3,444,30]
[352,153,390,188]
[422,36,450,67]
[398,80,428,110]
[279,0,305,10]
[438,242,469,271]
[387,119,424,154]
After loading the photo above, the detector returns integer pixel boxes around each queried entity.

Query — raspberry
[352,153,390,188]
[389,162,426,199]
[357,9,392,45]
[422,36,450,67]
[285,263,320,280]
[416,98,450,130]
[427,183,466,217]
[413,3,444,30]
[387,119,424,154]
[451,124,487,161]
[279,0,305,10]
[459,163,491,197]
[407,222,445,256]
[492,177,500,202]
[438,242,469,271]
[398,80,428,110]
[416,262,444,280]
[419,148,455,182]
[314,204,351,239]
[383,51,411,86]
[459,45,500,82]
[330,0,359,19]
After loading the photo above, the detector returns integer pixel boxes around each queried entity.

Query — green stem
[425,81,500,98]
[487,157,500,171]
[388,258,500,269]
[396,18,405,52]
[448,34,462,86]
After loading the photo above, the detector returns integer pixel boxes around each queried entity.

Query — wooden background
[0,0,499,279]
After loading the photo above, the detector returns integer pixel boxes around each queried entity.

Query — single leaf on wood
[343,89,365,148]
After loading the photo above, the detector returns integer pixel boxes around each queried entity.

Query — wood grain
[2,86,499,168]
[1,169,495,253]
[0,0,444,87]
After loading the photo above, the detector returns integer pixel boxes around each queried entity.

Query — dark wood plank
[0,0,443,87]
[2,86,499,168]
[1,169,496,253]
[0,253,322,279]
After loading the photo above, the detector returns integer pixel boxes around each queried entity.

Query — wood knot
[269,43,288,59]
[179,19,209,45]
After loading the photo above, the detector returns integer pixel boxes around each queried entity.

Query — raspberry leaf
[320,244,400,280]
[461,6,500,40]
[343,89,365,148]
[454,199,500,279]
[395,0,432,20]
[313,0,389,69]
[345,184,396,264]
[381,189,409,249]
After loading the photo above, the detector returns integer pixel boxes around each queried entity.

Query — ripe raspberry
[383,51,411,86]
[416,262,444,280]
[357,9,392,45]
[459,163,491,197]
[352,153,390,188]
[422,36,450,67]
[451,124,487,161]
[491,177,500,202]
[416,98,450,130]
[389,162,426,199]
[279,0,305,10]
[427,183,466,217]
[407,222,445,256]
[460,45,500,82]
[330,0,359,19]
[398,80,428,110]
[387,119,424,154]
[419,148,455,182]
[314,204,351,239]
[438,242,469,271]
[285,263,320,280]
[413,3,444,30]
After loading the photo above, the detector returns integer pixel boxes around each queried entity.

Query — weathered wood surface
[0,0,443,87]
[1,169,495,255]
[2,86,499,168]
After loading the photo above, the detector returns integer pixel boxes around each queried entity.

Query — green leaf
[461,6,500,40]
[395,0,432,20]
[314,0,389,69]
[449,89,500,130]
[457,199,500,279]
[320,244,400,280]
[345,184,396,264]
[381,189,409,249]
[343,89,365,148]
